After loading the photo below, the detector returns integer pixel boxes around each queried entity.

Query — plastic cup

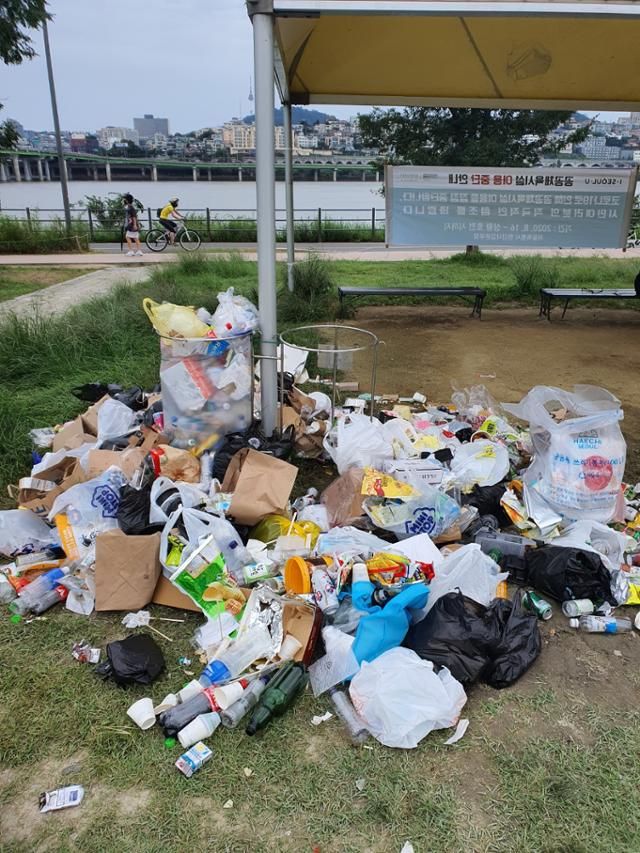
[178,712,220,748]
[177,679,204,704]
[213,681,245,710]
[127,697,156,730]
[279,633,303,661]
[154,693,179,715]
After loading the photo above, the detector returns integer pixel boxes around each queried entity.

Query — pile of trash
[3,289,640,777]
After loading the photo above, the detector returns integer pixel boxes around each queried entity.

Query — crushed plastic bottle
[569,615,632,633]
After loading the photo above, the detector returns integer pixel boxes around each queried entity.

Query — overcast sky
[0,0,625,134]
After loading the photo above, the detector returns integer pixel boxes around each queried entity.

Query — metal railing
[0,205,387,242]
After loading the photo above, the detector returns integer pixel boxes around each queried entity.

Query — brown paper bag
[321,468,365,526]
[86,448,147,480]
[13,457,86,518]
[80,396,109,436]
[95,530,161,611]
[221,448,298,526]
[287,386,316,421]
[155,445,201,483]
[52,418,95,453]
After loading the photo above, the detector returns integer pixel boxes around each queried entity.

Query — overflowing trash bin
[2,286,640,778]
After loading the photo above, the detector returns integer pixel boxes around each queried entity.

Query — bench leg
[538,292,544,318]
[561,298,569,320]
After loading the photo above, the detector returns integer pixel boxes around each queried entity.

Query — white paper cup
[127,697,155,731]
[213,681,245,710]
[178,713,220,748]
[153,693,179,715]
[177,679,204,704]
[279,633,303,661]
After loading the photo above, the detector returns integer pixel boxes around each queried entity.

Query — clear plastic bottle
[31,585,68,615]
[569,615,632,633]
[14,566,70,611]
[159,687,219,737]
[0,573,16,604]
[220,676,270,728]
[199,623,272,687]
[328,688,369,745]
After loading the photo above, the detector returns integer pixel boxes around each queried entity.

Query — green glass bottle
[245,661,308,736]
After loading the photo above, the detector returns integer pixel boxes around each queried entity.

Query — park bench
[539,288,639,320]
[338,286,486,318]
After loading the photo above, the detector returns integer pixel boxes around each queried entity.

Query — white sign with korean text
[386,166,637,249]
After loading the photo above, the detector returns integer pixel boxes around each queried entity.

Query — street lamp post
[42,17,71,234]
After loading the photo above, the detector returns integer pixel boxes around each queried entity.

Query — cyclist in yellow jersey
[159,197,183,244]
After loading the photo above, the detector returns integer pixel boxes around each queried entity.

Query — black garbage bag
[404,592,497,686]
[117,484,163,536]
[485,592,542,689]
[404,590,541,689]
[143,400,163,430]
[525,545,614,604]
[462,482,512,528]
[212,424,295,483]
[71,383,147,410]
[94,634,165,686]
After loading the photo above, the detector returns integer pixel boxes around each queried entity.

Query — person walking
[123,193,143,256]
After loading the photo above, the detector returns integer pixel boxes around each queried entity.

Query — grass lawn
[1,252,640,850]
[0,266,99,302]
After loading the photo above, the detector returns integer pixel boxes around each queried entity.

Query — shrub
[508,255,559,298]
[278,254,338,325]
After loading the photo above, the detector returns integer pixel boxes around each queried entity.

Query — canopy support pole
[253,10,278,436]
[283,101,295,292]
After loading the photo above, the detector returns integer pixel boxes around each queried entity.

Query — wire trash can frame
[278,324,381,423]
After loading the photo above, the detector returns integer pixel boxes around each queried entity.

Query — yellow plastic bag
[143,298,211,339]
[250,514,320,547]
[361,468,418,499]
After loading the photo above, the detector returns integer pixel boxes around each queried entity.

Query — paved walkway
[0,266,150,318]
[0,243,638,266]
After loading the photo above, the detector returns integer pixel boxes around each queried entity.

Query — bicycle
[145,219,202,252]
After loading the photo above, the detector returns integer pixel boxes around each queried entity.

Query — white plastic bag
[324,414,392,475]
[96,398,138,442]
[211,287,259,336]
[160,507,249,577]
[149,476,206,525]
[349,647,466,749]
[362,485,460,540]
[0,510,59,557]
[447,439,510,488]
[424,543,508,615]
[48,467,127,559]
[308,626,360,696]
[503,385,626,523]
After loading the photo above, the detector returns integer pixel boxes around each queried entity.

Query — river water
[0,180,385,218]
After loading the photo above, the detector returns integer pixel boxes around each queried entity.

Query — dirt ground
[348,305,640,480]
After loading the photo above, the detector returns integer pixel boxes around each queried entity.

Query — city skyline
[0,0,626,136]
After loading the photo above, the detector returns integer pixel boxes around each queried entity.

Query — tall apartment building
[222,121,289,153]
[134,114,169,139]
[97,126,139,149]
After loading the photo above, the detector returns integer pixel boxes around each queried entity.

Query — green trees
[0,0,50,150]
[359,108,589,167]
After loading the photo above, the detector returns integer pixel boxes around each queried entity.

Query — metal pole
[43,18,71,234]
[283,101,295,292]
[252,9,277,436]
